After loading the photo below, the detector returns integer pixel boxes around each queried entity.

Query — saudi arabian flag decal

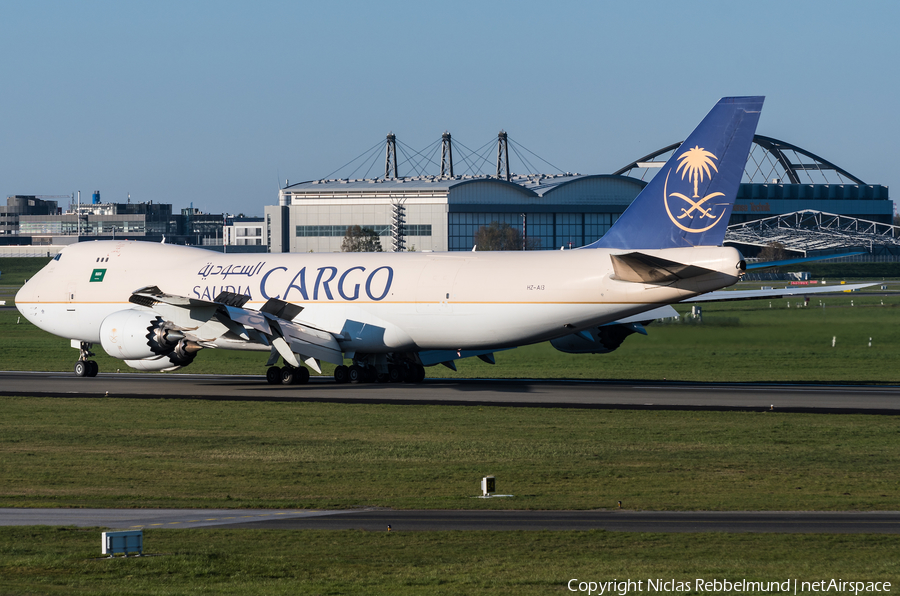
[90,268,107,282]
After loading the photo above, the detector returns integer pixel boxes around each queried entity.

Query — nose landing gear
[73,341,99,377]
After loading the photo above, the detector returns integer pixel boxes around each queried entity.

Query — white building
[225,216,265,247]
[265,174,645,253]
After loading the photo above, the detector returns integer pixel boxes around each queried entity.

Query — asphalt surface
[3,508,900,534]
[2,370,900,414]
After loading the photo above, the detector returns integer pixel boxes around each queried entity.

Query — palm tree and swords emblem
[663,145,727,233]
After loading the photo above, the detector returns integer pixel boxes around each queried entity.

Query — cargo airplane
[15,96,870,384]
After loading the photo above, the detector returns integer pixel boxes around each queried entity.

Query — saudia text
[193,262,394,302]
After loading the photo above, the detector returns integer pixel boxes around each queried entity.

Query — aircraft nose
[15,276,41,325]
[15,278,33,304]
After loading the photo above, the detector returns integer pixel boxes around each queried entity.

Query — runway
[1,370,899,414]
[3,508,899,534]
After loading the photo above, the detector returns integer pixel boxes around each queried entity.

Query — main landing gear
[266,365,310,385]
[332,361,425,384]
[74,341,99,377]
[264,356,426,386]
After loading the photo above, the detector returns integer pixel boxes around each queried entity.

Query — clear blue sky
[1,0,897,217]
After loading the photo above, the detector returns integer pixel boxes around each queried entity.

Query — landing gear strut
[74,341,98,377]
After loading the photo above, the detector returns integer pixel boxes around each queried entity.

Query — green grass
[0,256,52,285]
[2,397,898,511]
[0,528,900,595]
[1,527,898,595]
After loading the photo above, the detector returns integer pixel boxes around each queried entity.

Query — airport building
[1,191,265,252]
[266,133,894,255]
[267,173,643,253]
[0,196,62,239]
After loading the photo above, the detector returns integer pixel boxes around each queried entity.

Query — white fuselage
[16,240,743,354]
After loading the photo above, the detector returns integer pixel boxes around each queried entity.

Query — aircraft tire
[280,366,296,385]
[74,360,87,377]
[266,366,281,385]
[387,365,403,383]
[86,361,99,377]
[348,365,363,383]
[295,367,310,384]
[333,365,349,384]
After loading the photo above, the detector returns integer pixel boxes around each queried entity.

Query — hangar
[266,132,893,255]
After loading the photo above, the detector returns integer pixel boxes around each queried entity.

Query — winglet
[588,96,764,250]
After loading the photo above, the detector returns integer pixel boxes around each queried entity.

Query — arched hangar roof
[282,173,646,207]
[614,135,866,185]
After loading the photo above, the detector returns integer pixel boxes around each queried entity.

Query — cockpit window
[53,253,61,261]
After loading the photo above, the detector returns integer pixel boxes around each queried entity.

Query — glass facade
[296,224,432,237]
[448,212,617,251]
[19,219,149,235]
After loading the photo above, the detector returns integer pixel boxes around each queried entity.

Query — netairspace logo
[566,578,892,595]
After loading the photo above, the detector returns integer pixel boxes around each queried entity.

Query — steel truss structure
[725,210,900,256]
[615,135,865,185]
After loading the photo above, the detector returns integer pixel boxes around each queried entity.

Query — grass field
[2,397,898,511]
[2,527,898,595]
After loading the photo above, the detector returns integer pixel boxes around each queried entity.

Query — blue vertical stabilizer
[587,96,763,250]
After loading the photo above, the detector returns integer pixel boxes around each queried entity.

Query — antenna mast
[496,130,510,181]
[385,133,398,179]
[440,131,454,177]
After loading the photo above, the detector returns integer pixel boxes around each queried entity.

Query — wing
[128,286,342,372]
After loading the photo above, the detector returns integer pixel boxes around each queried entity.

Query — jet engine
[549,322,646,355]
[99,309,199,371]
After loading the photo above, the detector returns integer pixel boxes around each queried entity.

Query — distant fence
[0,246,63,258]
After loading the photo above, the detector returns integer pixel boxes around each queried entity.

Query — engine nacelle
[550,322,645,355]
[99,309,197,370]
[124,355,191,372]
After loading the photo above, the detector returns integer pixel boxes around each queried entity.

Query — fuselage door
[66,283,77,312]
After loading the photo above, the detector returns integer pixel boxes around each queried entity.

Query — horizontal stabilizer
[611,252,714,284]
[683,282,878,302]
[745,252,866,270]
